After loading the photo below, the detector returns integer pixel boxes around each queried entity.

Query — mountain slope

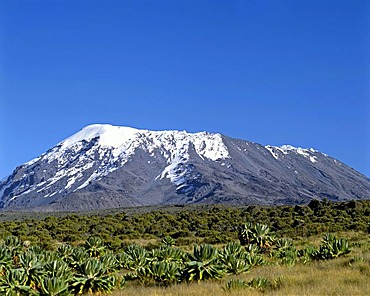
[1,124,369,211]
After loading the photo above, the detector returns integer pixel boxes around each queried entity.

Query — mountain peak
[1,125,369,211]
[60,124,142,150]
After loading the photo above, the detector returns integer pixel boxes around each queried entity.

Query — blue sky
[0,0,369,179]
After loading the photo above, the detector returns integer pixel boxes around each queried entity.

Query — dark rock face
[0,124,369,211]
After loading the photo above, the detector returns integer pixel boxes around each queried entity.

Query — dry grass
[121,238,159,247]
[257,259,370,295]
[111,254,370,296]
[112,282,253,296]
[108,233,370,296]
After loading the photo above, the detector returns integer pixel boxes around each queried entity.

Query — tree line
[0,199,368,250]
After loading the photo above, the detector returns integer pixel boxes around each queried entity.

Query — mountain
[1,124,369,211]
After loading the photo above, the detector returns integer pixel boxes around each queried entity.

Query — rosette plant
[184,244,226,281]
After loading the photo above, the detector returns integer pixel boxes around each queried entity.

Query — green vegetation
[0,199,368,295]
[0,199,368,248]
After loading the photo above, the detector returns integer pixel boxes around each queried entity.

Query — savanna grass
[113,245,370,296]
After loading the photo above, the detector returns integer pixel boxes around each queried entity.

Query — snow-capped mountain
[1,124,369,211]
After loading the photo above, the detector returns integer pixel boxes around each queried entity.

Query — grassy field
[113,256,370,296]
[112,233,370,296]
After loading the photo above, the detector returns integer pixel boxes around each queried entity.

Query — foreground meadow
[0,227,369,295]
[0,200,368,295]
[113,230,370,296]
[114,254,370,295]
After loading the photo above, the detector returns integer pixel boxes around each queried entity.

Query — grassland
[114,258,370,296]
[113,233,370,296]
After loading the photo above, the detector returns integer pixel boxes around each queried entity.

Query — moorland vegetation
[0,199,368,295]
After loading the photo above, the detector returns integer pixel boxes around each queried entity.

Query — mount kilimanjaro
[1,124,369,211]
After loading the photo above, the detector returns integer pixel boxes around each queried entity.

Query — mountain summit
[1,124,369,211]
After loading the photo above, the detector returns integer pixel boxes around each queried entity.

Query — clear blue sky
[0,0,369,179]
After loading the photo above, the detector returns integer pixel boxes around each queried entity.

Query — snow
[310,156,317,163]
[192,133,229,160]
[44,191,58,198]
[60,124,142,150]
[8,187,34,201]
[24,156,42,166]
[47,125,224,170]
[265,146,279,159]
[159,159,187,186]
[149,131,229,187]
[42,125,229,192]
[265,145,318,163]
[65,173,83,189]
